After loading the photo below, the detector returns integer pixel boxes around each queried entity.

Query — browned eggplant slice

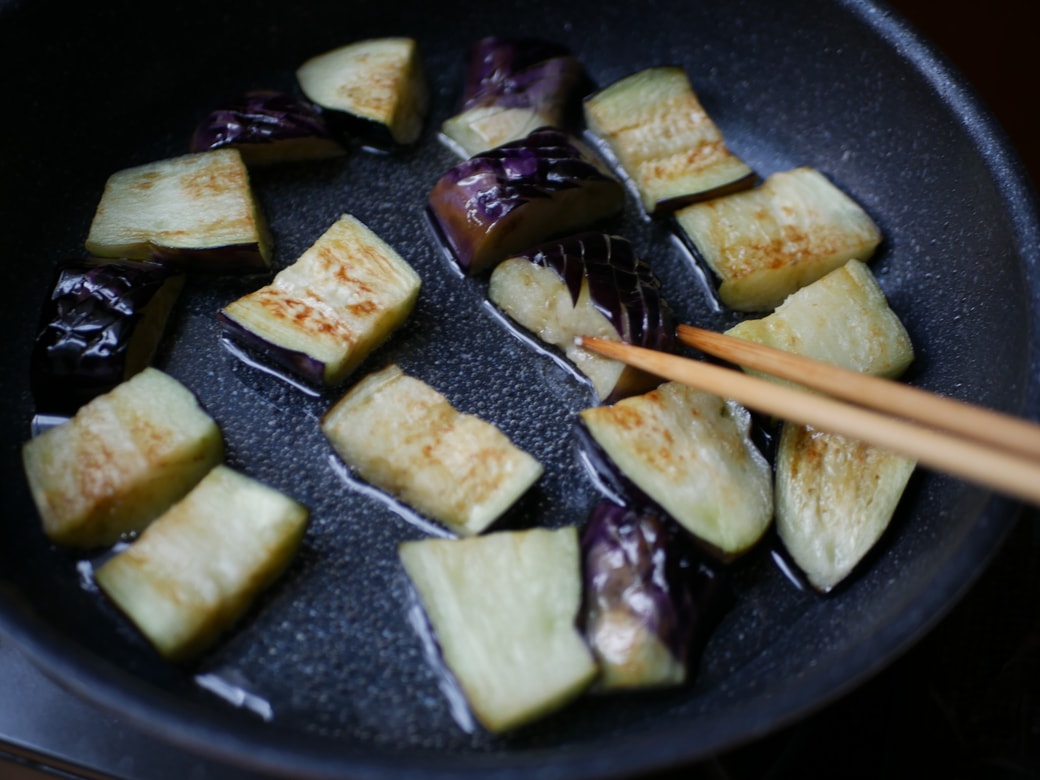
[296,37,429,149]
[21,368,225,548]
[217,213,421,388]
[578,381,773,559]
[583,66,755,216]
[321,364,544,537]
[676,167,883,312]
[85,149,272,272]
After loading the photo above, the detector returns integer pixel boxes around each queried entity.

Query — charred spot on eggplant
[580,500,729,690]
[30,257,184,417]
[189,90,347,165]
[441,36,594,158]
[488,232,674,402]
[427,128,625,275]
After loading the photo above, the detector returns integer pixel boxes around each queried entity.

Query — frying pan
[1,0,1037,777]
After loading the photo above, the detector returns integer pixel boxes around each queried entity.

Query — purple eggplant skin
[505,231,676,402]
[459,36,593,118]
[190,90,346,165]
[461,37,575,105]
[580,500,729,690]
[520,232,675,349]
[215,311,327,390]
[427,128,625,275]
[30,258,184,417]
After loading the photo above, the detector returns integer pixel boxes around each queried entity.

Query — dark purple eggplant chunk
[581,500,729,690]
[460,37,577,107]
[489,232,675,402]
[441,37,594,157]
[190,90,346,165]
[30,258,184,416]
[215,311,327,390]
[427,128,625,275]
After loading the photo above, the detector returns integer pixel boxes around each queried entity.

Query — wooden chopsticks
[577,327,1040,507]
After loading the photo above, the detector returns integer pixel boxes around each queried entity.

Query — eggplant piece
[775,424,915,593]
[296,37,429,149]
[581,500,727,690]
[487,232,674,402]
[189,90,347,165]
[427,128,625,275]
[21,367,225,548]
[218,213,421,388]
[725,259,915,591]
[675,167,883,312]
[724,259,914,383]
[578,381,773,559]
[321,364,544,537]
[441,36,593,158]
[583,66,755,216]
[399,526,597,733]
[85,148,272,272]
[30,257,184,417]
[94,464,309,662]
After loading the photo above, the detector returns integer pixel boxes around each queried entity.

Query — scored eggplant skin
[399,526,597,733]
[583,66,755,216]
[580,500,728,690]
[321,364,544,536]
[94,464,309,663]
[296,37,429,148]
[30,257,184,417]
[21,367,224,548]
[675,167,883,312]
[578,382,773,558]
[441,36,593,158]
[488,232,674,402]
[190,90,347,165]
[218,213,422,388]
[775,425,916,593]
[85,148,272,272]
[427,128,625,275]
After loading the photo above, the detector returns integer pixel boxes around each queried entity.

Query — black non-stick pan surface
[1,0,1038,777]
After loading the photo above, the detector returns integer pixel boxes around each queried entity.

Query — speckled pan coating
[0,0,1038,778]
